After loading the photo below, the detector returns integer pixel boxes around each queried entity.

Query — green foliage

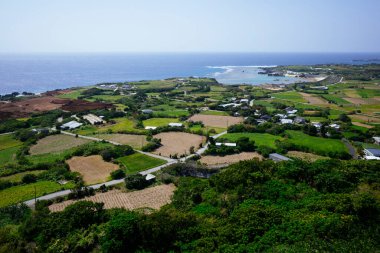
[110,169,126,180]
[124,174,150,190]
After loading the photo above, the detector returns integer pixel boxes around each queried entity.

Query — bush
[125,174,150,190]
[22,174,37,184]
[110,169,126,180]
[256,145,276,158]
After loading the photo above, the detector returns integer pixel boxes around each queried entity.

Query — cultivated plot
[153,132,205,157]
[29,134,92,155]
[66,155,119,184]
[188,114,243,128]
[200,152,262,167]
[49,184,176,212]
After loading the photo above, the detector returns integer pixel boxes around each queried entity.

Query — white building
[83,114,105,125]
[373,137,380,145]
[280,119,293,124]
[144,126,157,130]
[168,123,183,127]
[61,121,82,130]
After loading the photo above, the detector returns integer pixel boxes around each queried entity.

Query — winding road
[23,130,227,207]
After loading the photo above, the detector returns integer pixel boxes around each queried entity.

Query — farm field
[117,152,167,174]
[0,181,74,208]
[0,134,22,150]
[66,155,119,184]
[49,184,176,212]
[200,152,262,166]
[1,170,45,182]
[94,133,148,149]
[0,146,20,165]
[143,118,180,127]
[199,110,229,116]
[299,92,329,105]
[220,132,282,149]
[285,130,348,157]
[271,91,306,103]
[75,117,145,135]
[153,132,205,157]
[188,114,243,128]
[286,151,329,162]
[29,134,92,155]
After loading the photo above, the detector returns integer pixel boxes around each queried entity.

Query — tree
[125,174,150,190]
[110,169,126,180]
[22,174,37,184]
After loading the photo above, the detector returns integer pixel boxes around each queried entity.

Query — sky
[0,0,379,53]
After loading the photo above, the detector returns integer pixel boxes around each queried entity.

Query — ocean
[0,52,379,94]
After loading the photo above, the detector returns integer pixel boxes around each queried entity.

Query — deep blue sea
[0,52,380,94]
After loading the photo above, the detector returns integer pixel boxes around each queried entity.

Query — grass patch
[356,89,380,98]
[271,91,306,103]
[285,130,348,158]
[0,146,20,165]
[199,110,229,116]
[0,181,74,207]
[1,170,45,183]
[0,134,22,151]
[220,133,282,149]
[143,118,180,127]
[117,153,167,174]
[321,95,350,105]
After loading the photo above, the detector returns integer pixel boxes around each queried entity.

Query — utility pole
[34,186,37,205]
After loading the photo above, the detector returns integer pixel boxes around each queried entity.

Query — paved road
[24,130,227,207]
[342,138,358,159]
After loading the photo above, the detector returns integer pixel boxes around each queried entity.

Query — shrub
[110,169,126,180]
[22,174,37,184]
[125,174,150,190]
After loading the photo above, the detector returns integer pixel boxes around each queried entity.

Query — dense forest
[0,159,379,252]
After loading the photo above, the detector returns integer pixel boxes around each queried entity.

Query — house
[285,107,297,114]
[141,109,153,114]
[144,126,157,130]
[145,174,156,181]
[373,137,380,145]
[269,153,292,162]
[280,119,293,124]
[219,103,241,108]
[364,156,380,160]
[240,99,249,103]
[256,119,267,125]
[215,142,237,147]
[61,121,82,130]
[83,114,105,125]
[364,148,380,158]
[311,86,328,90]
[31,128,49,134]
[329,123,340,130]
[260,115,272,121]
[294,116,306,124]
[312,122,322,129]
[169,123,183,127]
[275,113,286,119]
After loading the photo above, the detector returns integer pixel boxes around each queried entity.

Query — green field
[56,89,87,99]
[199,110,229,116]
[285,130,348,157]
[153,110,189,117]
[321,95,350,105]
[0,181,74,207]
[0,146,20,165]
[0,170,45,183]
[75,117,144,135]
[0,134,22,151]
[271,91,306,103]
[220,132,282,149]
[356,89,380,98]
[117,152,167,174]
[143,118,180,127]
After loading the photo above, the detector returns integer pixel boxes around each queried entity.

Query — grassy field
[152,110,189,117]
[0,134,22,151]
[271,91,306,103]
[0,146,20,165]
[199,110,229,116]
[285,130,348,157]
[117,153,167,174]
[75,117,145,135]
[56,89,87,99]
[29,134,92,155]
[220,133,282,149]
[143,118,180,127]
[1,170,45,183]
[0,181,74,207]
[321,94,350,105]
[356,89,380,98]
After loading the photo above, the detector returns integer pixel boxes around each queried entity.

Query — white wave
[206,65,277,69]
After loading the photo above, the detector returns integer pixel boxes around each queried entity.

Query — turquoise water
[207,66,303,85]
[1,52,379,94]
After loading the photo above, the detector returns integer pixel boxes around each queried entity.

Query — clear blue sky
[0,0,379,53]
